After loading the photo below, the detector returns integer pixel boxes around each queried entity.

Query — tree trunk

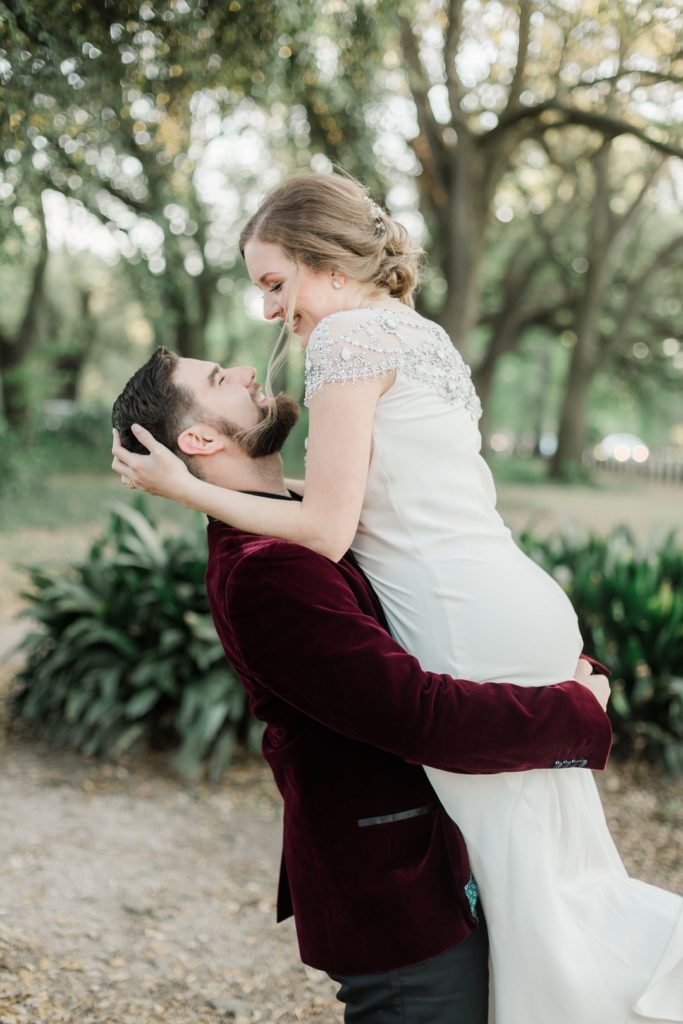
[551,264,608,477]
[0,367,32,430]
[531,339,553,456]
[440,142,487,357]
[549,344,595,478]
[0,199,49,429]
[472,295,542,436]
[550,145,612,479]
[164,266,216,361]
[53,288,96,402]
[173,313,204,360]
[472,357,497,440]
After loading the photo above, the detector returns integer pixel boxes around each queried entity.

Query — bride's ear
[177,424,223,458]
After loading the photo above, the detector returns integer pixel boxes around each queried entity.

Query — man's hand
[573,658,610,711]
[111,425,192,500]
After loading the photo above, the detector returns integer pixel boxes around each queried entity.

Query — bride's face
[244,239,347,346]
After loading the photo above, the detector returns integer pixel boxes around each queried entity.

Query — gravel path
[0,731,681,1024]
[0,742,335,1024]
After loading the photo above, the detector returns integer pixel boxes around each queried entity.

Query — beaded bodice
[303,307,482,421]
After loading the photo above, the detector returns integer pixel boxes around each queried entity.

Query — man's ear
[177,423,224,458]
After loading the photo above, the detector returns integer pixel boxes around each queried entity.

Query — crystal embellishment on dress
[304,308,482,422]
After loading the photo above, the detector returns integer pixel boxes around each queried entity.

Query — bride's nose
[263,292,283,321]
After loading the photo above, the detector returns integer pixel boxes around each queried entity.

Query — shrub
[12,507,683,776]
[0,407,112,528]
[520,526,683,772]
[39,404,114,473]
[12,500,257,781]
[0,419,52,513]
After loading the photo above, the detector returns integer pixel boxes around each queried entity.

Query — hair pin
[364,194,385,229]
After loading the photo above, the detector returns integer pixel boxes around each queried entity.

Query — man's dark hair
[112,346,197,458]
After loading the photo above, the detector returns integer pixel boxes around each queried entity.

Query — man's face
[173,357,270,432]
[172,356,299,460]
[243,238,345,347]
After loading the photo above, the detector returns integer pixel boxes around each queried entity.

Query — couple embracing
[112,173,683,1023]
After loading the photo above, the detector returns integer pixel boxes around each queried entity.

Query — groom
[112,347,612,1024]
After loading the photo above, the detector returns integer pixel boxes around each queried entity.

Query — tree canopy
[1,0,681,472]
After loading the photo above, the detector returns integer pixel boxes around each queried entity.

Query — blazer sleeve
[225,544,612,774]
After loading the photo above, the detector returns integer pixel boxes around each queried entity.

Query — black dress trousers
[327,919,489,1024]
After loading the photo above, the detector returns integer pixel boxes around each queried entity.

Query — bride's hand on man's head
[111,424,191,500]
[573,658,610,712]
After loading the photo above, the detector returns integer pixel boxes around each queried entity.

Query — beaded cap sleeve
[304,307,482,421]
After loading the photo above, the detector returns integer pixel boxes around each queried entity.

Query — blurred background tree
[1,0,681,476]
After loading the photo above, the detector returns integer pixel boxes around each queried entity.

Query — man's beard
[243,393,300,458]
[214,393,300,459]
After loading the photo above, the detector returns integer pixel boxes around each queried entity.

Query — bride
[112,172,682,1023]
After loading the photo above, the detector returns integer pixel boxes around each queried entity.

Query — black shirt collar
[207,488,302,525]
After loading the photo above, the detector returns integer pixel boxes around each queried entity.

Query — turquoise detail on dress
[464,874,479,920]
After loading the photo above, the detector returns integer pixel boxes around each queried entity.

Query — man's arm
[224,544,612,774]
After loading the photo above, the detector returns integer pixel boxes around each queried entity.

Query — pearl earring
[332,278,342,290]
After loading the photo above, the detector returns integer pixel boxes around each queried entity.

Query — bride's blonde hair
[239,172,424,414]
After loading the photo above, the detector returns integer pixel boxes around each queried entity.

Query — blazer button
[575,758,588,768]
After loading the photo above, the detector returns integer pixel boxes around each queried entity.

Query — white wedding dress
[305,306,683,1024]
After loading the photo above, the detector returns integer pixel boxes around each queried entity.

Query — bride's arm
[112,375,388,561]
[284,478,305,496]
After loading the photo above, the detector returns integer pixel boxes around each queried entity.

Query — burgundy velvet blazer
[205,522,612,975]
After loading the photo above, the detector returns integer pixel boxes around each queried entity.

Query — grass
[0,419,308,531]
[486,455,551,485]
[0,429,309,620]
[0,471,195,532]
[0,437,680,622]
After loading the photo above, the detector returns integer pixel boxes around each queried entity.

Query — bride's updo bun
[372,213,421,301]
[239,172,423,307]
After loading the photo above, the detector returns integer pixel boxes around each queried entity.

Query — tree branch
[443,0,468,131]
[576,69,683,88]
[43,134,155,216]
[397,15,449,205]
[12,195,49,363]
[597,234,683,366]
[519,183,582,294]
[487,100,683,160]
[613,158,664,241]
[502,0,532,116]
[473,243,563,379]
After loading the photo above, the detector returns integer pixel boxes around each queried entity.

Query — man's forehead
[176,356,213,382]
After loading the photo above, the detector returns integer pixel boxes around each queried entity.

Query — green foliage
[520,527,683,772]
[0,411,117,529]
[38,404,115,472]
[0,417,53,511]
[12,502,683,778]
[12,500,256,781]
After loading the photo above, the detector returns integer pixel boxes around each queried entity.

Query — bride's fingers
[111,443,150,472]
[111,427,126,458]
[111,437,132,462]
[130,423,164,455]
[111,434,148,465]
